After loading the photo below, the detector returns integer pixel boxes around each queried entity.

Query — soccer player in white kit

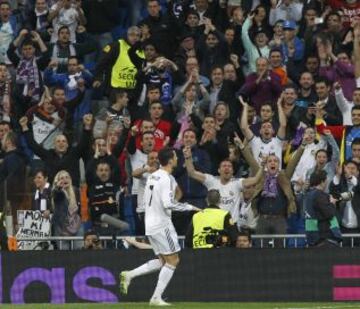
[120,147,200,306]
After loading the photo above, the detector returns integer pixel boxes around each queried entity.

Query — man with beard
[297,71,317,106]
[240,96,287,166]
[184,145,263,224]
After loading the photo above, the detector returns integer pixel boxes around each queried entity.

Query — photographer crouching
[185,189,238,248]
[83,230,103,250]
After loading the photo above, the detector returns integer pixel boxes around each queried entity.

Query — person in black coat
[25,0,51,41]
[314,77,343,125]
[32,168,52,218]
[329,161,360,245]
[87,161,118,234]
[0,131,27,214]
[137,0,180,59]
[7,29,49,118]
[52,170,82,249]
[19,114,93,187]
[196,18,230,78]
[85,137,122,189]
[208,66,240,123]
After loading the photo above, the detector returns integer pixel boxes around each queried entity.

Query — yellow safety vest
[192,208,228,249]
[110,39,144,89]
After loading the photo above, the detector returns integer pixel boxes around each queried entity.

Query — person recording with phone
[94,90,131,133]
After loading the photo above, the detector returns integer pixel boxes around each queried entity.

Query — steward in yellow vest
[93,26,145,91]
[185,190,238,248]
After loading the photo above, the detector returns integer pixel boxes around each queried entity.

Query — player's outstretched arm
[183,146,206,183]
[242,166,263,187]
[161,177,200,212]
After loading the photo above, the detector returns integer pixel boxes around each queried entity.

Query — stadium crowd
[1,0,360,250]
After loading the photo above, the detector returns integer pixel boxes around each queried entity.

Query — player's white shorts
[147,225,181,256]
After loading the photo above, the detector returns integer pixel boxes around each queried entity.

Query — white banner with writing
[16,210,51,250]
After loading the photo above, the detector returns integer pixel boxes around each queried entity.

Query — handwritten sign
[16,210,51,250]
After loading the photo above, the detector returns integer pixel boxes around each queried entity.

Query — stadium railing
[14,234,360,249]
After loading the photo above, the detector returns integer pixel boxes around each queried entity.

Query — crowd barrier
[13,234,360,249]
[1,248,360,303]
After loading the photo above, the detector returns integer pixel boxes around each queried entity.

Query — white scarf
[67,72,81,90]
[35,8,48,30]
[34,182,50,200]
[51,42,76,64]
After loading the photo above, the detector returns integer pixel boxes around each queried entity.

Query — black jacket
[88,177,118,222]
[85,154,121,188]
[138,12,180,59]
[209,80,240,123]
[24,129,91,187]
[0,148,27,211]
[330,176,360,228]
[321,96,343,126]
[82,0,118,33]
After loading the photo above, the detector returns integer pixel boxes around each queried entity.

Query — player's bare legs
[120,257,163,295]
[149,253,180,306]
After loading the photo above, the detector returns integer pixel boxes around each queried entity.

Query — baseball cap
[283,20,296,30]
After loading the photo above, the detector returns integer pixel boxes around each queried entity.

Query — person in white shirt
[48,0,86,43]
[291,127,328,193]
[120,147,200,306]
[132,150,159,235]
[334,82,360,125]
[240,95,287,166]
[183,145,262,222]
[129,130,155,197]
[269,0,303,26]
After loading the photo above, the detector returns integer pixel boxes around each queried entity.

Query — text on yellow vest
[111,39,144,89]
[192,208,228,249]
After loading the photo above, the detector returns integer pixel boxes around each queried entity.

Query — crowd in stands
[1,0,360,249]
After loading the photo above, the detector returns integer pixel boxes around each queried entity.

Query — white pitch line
[274,305,360,309]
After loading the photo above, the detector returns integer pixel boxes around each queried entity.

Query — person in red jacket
[328,0,360,28]
[133,101,179,151]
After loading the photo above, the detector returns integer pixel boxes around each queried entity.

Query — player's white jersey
[203,174,244,222]
[137,168,151,214]
[144,168,192,235]
[249,136,283,166]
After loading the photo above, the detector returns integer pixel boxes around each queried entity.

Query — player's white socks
[127,259,162,279]
[151,263,176,300]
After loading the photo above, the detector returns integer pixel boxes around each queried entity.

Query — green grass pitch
[2,303,360,309]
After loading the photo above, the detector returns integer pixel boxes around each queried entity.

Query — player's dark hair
[158,147,175,166]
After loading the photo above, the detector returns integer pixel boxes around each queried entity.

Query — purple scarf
[261,173,278,198]
[16,57,40,102]
[292,126,305,147]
